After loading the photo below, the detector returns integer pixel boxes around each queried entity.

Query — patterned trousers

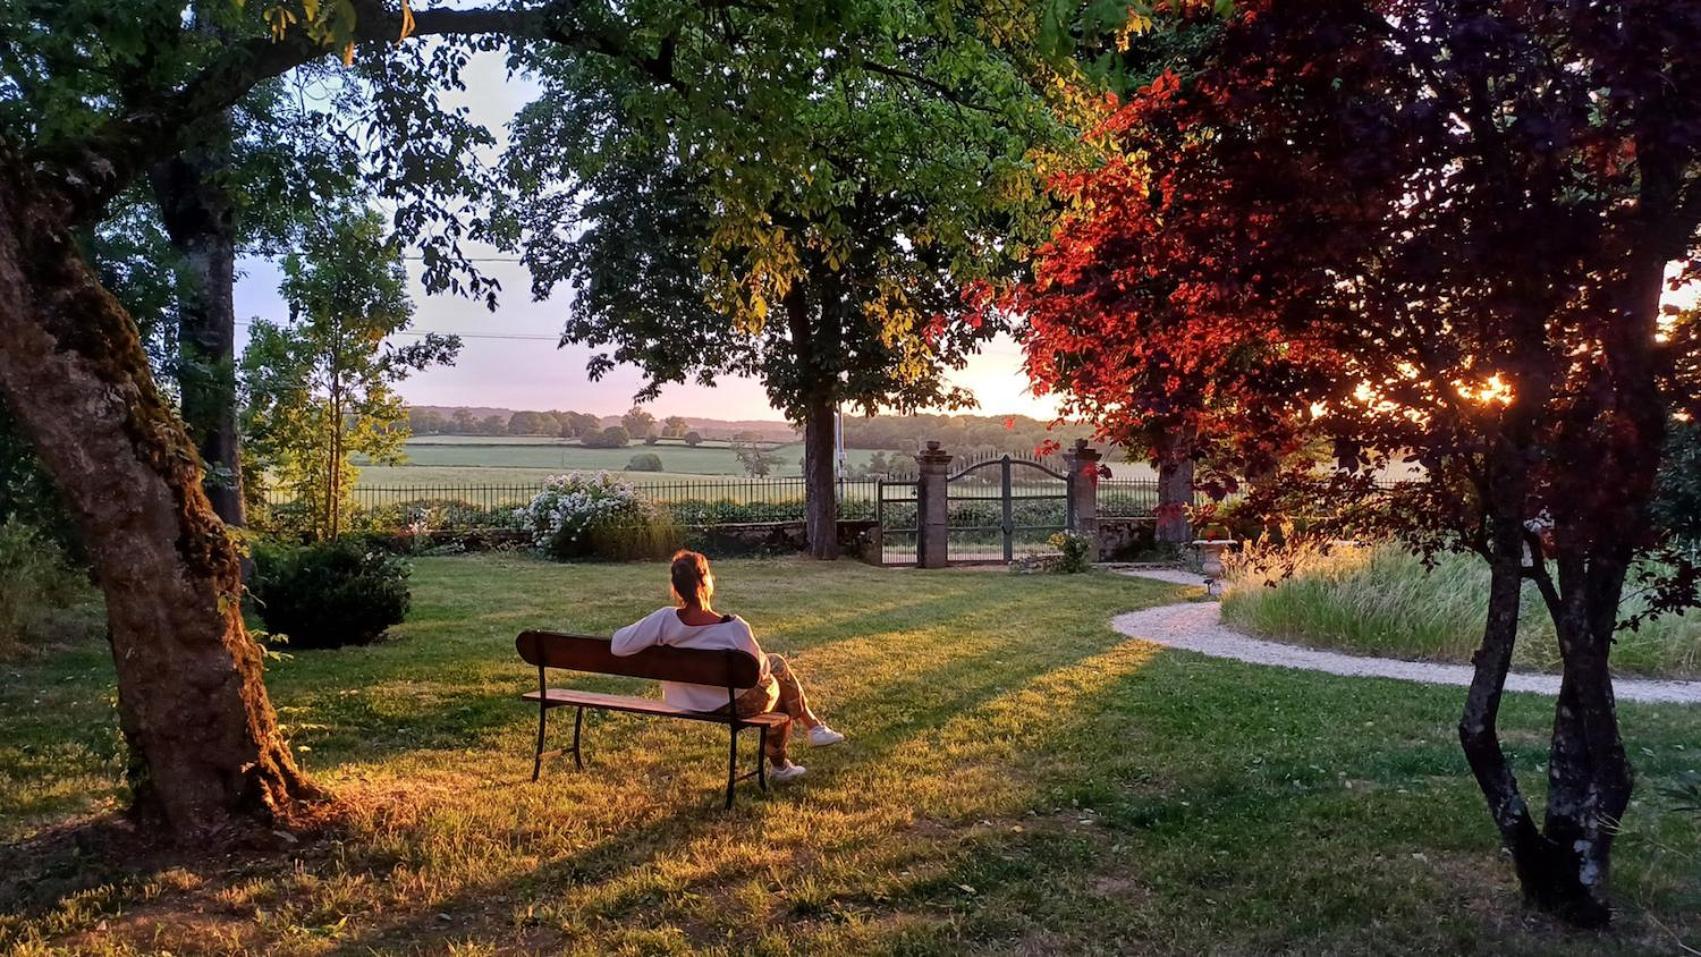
[715,653,816,766]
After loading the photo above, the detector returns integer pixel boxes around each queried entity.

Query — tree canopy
[242,208,459,539]
[1018,0,1701,924]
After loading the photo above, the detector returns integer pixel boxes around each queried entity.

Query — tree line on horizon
[405,405,1092,458]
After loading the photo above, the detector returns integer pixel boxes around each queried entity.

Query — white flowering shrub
[514,473,677,561]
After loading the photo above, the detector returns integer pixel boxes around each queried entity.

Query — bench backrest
[516,630,762,688]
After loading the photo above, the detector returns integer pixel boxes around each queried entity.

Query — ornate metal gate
[874,475,920,566]
[946,453,1073,563]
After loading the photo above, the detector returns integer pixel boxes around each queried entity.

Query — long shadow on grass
[0,578,1178,950]
[318,622,1169,953]
[284,589,1088,772]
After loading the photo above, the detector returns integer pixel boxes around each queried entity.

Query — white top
[610,606,772,712]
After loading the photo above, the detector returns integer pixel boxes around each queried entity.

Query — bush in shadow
[251,540,411,649]
[0,518,100,657]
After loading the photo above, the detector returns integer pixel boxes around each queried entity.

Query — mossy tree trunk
[0,161,313,839]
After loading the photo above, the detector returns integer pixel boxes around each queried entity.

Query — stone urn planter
[1190,536,1237,589]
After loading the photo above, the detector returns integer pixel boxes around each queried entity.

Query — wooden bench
[515,630,788,808]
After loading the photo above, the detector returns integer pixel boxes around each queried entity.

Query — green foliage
[580,426,631,449]
[621,406,656,438]
[683,430,703,447]
[667,498,809,526]
[732,437,783,478]
[504,0,1065,429]
[505,410,558,436]
[251,539,411,649]
[0,400,81,562]
[1049,530,1093,573]
[583,515,684,563]
[1654,422,1701,546]
[0,519,100,657]
[842,413,1090,457]
[241,208,459,540]
[625,452,664,472]
[514,472,679,562]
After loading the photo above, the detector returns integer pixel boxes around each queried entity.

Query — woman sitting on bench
[612,550,844,783]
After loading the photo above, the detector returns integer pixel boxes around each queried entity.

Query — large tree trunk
[150,126,246,527]
[801,393,840,560]
[0,161,313,839]
[783,279,840,560]
[1153,425,1194,544]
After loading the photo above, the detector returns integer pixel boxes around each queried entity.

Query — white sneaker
[769,762,807,783]
[807,725,845,748]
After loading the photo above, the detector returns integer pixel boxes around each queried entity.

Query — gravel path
[1110,571,1701,705]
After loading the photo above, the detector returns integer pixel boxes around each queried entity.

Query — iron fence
[259,477,885,533]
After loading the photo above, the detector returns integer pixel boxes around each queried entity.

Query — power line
[234,320,560,342]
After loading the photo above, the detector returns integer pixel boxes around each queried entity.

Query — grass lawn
[2,556,1698,954]
[1222,543,1701,679]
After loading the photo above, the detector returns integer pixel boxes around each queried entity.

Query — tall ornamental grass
[1221,540,1701,678]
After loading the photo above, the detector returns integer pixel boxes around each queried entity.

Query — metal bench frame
[516,630,783,809]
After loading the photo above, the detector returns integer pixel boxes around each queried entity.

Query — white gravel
[1100,564,1210,587]
[1109,577,1701,705]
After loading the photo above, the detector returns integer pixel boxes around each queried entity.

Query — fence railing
[258,473,1416,536]
[259,477,885,533]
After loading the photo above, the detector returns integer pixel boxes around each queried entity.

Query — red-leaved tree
[1022,0,1701,926]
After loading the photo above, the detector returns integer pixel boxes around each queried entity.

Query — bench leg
[725,726,739,810]
[571,706,585,770]
[757,726,768,791]
[532,700,548,782]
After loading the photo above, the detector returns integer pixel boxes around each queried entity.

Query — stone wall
[1097,517,1159,561]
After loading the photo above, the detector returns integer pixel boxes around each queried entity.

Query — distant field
[405,434,751,448]
[358,439,901,481]
[348,437,1173,493]
[354,465,739,488]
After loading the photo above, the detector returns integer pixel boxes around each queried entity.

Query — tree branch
[857,61,1003,117]
[43,0,683,224]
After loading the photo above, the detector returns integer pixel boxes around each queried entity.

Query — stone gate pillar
[1064,439,1102,562]
[915,441,953,568]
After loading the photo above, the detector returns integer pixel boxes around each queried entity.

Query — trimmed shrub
[683,431,703,446]
[251,540,411,649]
[626,452,664,472]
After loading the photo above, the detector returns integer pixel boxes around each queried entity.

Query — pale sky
[232,51,1060,422]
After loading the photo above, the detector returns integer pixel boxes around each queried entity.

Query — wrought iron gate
[946,453,1073,563]
[874,477,920,566]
